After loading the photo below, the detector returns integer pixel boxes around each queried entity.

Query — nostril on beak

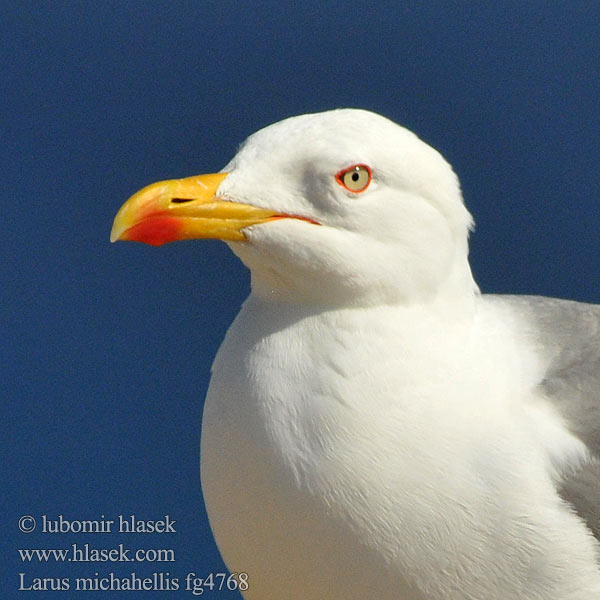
[171,198,195,204]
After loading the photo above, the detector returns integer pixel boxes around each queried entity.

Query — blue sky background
[3,2,599,597]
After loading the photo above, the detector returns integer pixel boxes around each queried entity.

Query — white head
[112,109,477,308]
[219,109,476,306]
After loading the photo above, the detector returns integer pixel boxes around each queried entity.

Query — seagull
[111,109,600,599]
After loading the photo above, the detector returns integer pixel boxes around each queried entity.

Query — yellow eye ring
[335,164,372,193]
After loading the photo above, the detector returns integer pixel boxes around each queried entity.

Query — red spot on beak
[121,216,183,246]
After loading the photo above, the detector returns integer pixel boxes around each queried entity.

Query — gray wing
[490,294,600,539]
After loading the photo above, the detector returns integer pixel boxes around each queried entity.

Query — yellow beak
[110,173,282,246]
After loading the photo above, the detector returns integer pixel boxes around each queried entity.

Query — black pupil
[351,171,360,181]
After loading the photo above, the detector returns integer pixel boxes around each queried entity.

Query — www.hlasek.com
[17,514,248,595]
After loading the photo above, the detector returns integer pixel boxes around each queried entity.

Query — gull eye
[335,164,372,193]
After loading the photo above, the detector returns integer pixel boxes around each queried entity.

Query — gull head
[111,109,476,306]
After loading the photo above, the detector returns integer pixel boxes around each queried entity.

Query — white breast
[200,296,600,600]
